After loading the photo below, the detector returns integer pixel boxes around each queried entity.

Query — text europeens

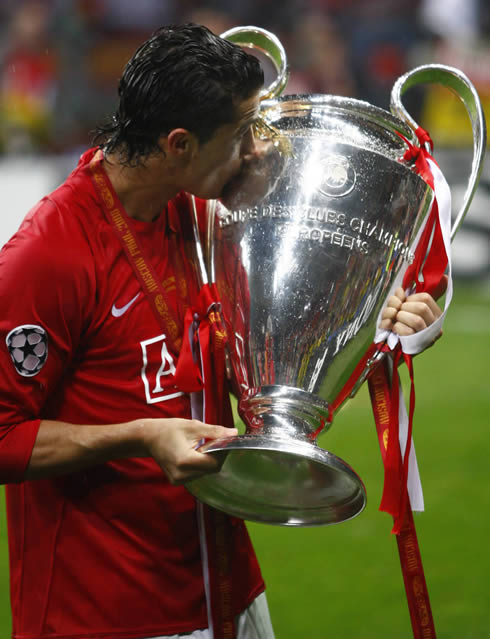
[218,204,414,261]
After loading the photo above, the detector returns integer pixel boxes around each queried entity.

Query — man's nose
[240,127,257,158]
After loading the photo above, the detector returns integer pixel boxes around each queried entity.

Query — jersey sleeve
[0,197,96,483]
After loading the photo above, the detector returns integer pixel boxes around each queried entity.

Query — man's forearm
[24,419,148,480]
[22,417,236,484]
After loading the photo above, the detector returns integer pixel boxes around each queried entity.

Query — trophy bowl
[185,29,486,527]
[186,94,431,526]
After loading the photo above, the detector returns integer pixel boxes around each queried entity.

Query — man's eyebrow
[237,116,259,134]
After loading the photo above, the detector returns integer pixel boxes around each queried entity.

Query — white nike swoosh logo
[111,293,140,317]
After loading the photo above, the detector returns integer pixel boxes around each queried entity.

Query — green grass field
[1,282,489,638]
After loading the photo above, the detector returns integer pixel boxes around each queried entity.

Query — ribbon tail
[174,306,204,393]
[377,349,403,527]
[398,369,424,512]
[191,282,237,638]
[176,283,233,428]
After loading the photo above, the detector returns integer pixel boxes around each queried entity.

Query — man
[0,24,443,639]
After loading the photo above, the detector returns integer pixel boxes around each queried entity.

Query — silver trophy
[186,27,486,526]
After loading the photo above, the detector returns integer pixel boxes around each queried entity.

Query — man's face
[185,92,261,201]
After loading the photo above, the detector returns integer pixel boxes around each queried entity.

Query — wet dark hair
[94,23,264,166]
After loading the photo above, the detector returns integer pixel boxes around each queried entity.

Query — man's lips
[220,144,284,207]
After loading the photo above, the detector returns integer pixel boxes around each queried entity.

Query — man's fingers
[404,292,442,320]
[183,419,235,440]
[381,306,398,322]
[379,306,397,331]
[170,449,225,485]
[165,428,235,485]
[194,424,237,447]
[393,310,429,333]
[391,320,443,342]
[385,294,403,311]
[393,287,407,303]
[392,321,415,336]
[399,301,436,327]
[379,319,393,331]
[202,424,238,439]
[145,418,237,485]
[379,293,404,331]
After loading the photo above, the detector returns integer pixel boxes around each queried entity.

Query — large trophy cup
[186,27,486,526]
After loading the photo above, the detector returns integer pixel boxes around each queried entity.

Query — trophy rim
[260,92,418,146]
[186,435,367,527]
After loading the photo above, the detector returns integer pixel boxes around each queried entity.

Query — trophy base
[185,434,366,526]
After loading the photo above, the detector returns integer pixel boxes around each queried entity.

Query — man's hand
[379,276,448,337]
[142,418,237,485]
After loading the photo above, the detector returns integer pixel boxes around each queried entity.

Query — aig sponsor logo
[140,334,184,404]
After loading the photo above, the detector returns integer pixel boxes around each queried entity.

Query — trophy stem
[238,385,332,442]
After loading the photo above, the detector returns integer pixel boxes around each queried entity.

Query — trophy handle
[221,26,289,99]
[390,64,487,240]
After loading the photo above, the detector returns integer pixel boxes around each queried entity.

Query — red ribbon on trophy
[400,128,449,297]
[374,126,450,534]
[174,281,232,426]
[366,126,453,639]
[368,358,436,639]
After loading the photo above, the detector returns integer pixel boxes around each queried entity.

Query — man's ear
[165,128,198,159]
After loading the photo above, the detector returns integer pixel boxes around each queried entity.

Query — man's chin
[220,173,249,210]
[188,186,226,204]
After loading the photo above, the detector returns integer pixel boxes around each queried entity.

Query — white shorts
[143,592,275,639]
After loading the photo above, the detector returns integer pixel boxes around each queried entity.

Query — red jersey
[0,149,264,639]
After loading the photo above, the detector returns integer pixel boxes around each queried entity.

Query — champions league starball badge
[6,325,48,377]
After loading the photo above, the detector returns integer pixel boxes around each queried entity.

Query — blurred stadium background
[0,0,488,637]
